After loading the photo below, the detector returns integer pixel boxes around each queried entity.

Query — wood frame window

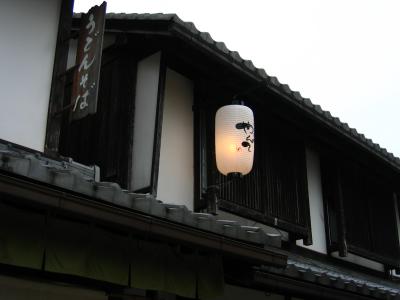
[57,44,167,194]
[130,52,166,195]
[45,0,74,154]
[321,156,400,267]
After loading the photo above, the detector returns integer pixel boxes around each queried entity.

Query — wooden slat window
[201,106,311,240]
[321,157,400,266]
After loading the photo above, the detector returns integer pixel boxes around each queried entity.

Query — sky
[75,0,400,157]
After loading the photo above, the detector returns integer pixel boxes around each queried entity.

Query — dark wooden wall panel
[59,49,135,188]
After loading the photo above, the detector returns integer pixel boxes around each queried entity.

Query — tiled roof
[92,12,400,171]
[0,142,281,248]
[260,254,400,299]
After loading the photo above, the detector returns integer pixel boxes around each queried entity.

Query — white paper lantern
[215,104,255,176]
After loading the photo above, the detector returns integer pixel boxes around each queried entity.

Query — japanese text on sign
[71,2,106,121]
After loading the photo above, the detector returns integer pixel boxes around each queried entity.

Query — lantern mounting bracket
[202,173,242,215]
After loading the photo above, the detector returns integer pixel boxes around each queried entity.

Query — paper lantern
[215,104,254,176]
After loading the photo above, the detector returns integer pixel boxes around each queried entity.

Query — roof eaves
[0,142,282,250]
[149,13,400,170]
[73,12,400,172]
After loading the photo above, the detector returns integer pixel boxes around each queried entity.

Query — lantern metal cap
[227,172,243,180]
[231,99,244,105]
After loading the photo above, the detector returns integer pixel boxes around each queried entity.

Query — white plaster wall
[0,0,61,151]
[131,52,161,191]
[157,68,194,210]
[214,284,284,300]
[296,148,327,253]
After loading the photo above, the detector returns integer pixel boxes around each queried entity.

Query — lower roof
[259,252,400,299]
[0,141,284,267]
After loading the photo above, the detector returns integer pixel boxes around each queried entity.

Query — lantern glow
[215,104,255,176]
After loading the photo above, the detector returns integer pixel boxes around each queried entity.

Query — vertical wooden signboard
[71,2,106,121]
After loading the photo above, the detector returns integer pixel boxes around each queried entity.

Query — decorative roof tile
[281,84,292,94]
[292,91,303,101]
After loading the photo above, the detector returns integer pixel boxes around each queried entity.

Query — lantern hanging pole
[232,79,265,101]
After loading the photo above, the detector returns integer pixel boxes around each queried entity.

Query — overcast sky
[75,0,400,157]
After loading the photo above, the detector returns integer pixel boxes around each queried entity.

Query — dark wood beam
[336,165,348,257]
[150,53,167,197]
[45,0,74,155]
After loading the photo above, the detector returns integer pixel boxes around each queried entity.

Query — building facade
[0,1,399,299]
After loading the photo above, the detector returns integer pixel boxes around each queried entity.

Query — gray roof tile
[313,104,323,114]
[261,256,400,298]
[256,68,268,79]
[332,117,341,125]
[184,21,198,34]
[292,91,303,101]
[199,32,213,44]
[230,51,242,62]
[281,84,292,94]
[303,98,314,108]
[216,42,229,54]
[323,110,332,119]
[269,76,280,86]
[350,128,358,136]
[243,59,256,70]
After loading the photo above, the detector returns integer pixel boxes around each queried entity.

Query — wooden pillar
[45,0,74,155]
[302,143,313,246]
[336,165,348,257]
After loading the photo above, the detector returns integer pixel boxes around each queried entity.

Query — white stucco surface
[157,68,194,210]
[131,52,161,191]
[0,0,61,151]
[296,148,327,253]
